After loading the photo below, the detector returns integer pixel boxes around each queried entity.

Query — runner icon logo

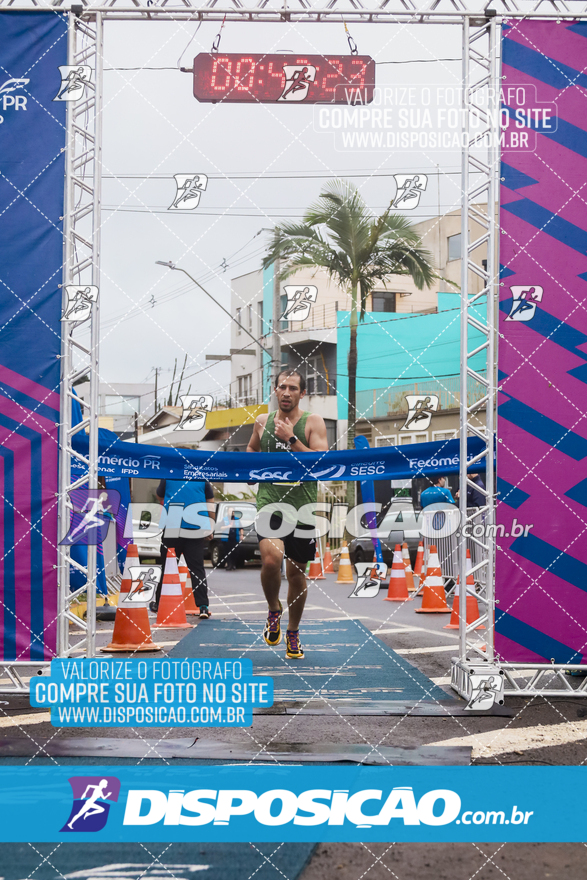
[175,394,213,431]
[278,65,317,102]
[59,488,121,546]
[281,285,318,321]
[169,174,208,210]
[392,174,428,209]
[505,285,543,322]
[61,776,121,832]
[54,66,91,102]
[349,562,387,598]
[401,394,439,432]
[61,285,99,324]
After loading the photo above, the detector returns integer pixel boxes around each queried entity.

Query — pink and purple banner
[496,20,587,664]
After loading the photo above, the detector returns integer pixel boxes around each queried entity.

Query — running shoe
[198,605,211,619]
[285,629,304,659]
[263,600,283,646]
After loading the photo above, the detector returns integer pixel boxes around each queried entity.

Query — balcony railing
[356,374,487,420]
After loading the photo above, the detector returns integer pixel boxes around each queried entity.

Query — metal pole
[85,10,104,658]
[271,246,282,410]
[458,15,470,664]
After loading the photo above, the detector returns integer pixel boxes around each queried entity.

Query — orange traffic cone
[413,541,424,589]
[336,542,354,584]
[308,545,325,579]
[402,542,416,592]
[154,549,193,629]
[445,550,484,629]
[101,543,161,653]
[323,543,335,575]
[384,545,413,602]
[179,555,199,616]
[416,545,450,613]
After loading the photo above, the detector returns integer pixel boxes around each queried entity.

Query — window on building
[306,354,327,396]
[371,291,397,313]
[280,294,288,330]
[448,233,461,261]
[375,434,398,447]
[433,429,457,442]
[399,432,428,445]
[257,301,264,337]
[103,395,141,416]
[247,304,253,333]
[236,307,242,334]
[237,374,253,402]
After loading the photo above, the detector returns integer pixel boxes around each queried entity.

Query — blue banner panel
[72,430,488,483]
[0,12,66,660]
[0,766,584,842]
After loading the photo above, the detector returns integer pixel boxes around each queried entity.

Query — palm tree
[263,179,436,503]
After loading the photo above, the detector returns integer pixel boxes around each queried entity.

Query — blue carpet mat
[170,618,449,703]
[0,842,316,880]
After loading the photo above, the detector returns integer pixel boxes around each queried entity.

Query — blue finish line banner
[72,431,487,482]
[0,766,584,841]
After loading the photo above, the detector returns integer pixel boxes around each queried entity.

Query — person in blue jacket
[149,479,215,619]
[420,475,455,508]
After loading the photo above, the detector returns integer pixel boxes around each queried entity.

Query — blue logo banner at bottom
[0,766,584,842]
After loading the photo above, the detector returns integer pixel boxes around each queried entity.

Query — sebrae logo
[61,776,121,832]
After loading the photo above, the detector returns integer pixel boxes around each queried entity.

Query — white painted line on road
[209,600,268,607]
[208,593,256,600]
[0,713,50,727]
[396,645,459,655]
[431,676,452,685]
[371,625,460,640]
[430,718,587,757]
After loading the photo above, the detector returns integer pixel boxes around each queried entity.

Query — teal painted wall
[262,264,274,402]
[335,292,487,419]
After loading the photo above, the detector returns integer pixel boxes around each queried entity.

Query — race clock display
[192,53,375,104]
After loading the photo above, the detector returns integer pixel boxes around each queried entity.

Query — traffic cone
[308,545,325,580]
[416,545,450,613]
[413,541,424,588]
[101,543,161,653]
[336,541,354,584]
[154,549,193,629]
[179,555,199,616]
[323,543,335,575]
[402,542,416,592]
[445,549,484,629]
[384,545,413,602]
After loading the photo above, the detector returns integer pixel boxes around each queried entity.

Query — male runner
[247,370,328,659]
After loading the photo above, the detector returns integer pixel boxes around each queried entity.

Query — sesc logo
[61,776,121,832]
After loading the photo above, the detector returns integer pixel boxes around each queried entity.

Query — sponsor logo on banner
[175,395,213,431]
[140,454,162,470]
[281,285,318,321]
[505,285,543,322]
[61,285,99,324]
[401,394,439,432]
[307,464,346,480]
[54,66,91,101]
[123,566,161,606]
[349,562,387,598]
[169,174,208,210]
[393,174,427,209]
[59,489,120,546]
[61,776,121,832]
[0,77,29,121]
[249,469,293,481]
[278,65,317,102]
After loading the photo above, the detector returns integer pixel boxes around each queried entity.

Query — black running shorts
[263,511,317,565]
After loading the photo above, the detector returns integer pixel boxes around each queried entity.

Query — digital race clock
[192,53,375,105]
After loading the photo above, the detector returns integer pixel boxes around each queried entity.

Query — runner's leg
[259,538,284,612]
[285,558,308,631]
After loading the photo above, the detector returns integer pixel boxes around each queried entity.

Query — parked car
[208,501,260,568]
[131,500,261,568]
[348,501,423,568]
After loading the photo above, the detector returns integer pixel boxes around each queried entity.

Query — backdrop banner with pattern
[496,20,587,664]
[0,12,67,660]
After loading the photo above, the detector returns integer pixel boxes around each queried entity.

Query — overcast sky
[81,18,469,410]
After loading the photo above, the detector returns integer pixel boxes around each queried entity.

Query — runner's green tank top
[256,411,318,511]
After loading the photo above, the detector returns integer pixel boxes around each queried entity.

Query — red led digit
[210,56,233,91]
[267,60,284,84]
[321,58,344,94]
[235,57,255,91]
[350,58,367,88]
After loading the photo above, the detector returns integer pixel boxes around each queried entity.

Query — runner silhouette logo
[61,776,121,833]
